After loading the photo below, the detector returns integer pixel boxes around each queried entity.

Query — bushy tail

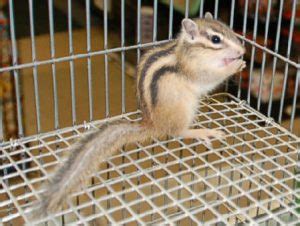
[29,120,152,220]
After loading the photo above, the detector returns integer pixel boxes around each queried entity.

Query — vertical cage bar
[290,66,299,132]
[225,0,236,93]
[153,0,158,42]
[229,0,235,28]
[256,0,272,111]
[185,0,189,18]
[199,0,204,18]
[136,0,142,214]
[267,0,284,117]
[168,0,173,39]
[48,0,59,129]
[8,0,23,137]
[68,0,77,125]
[214,0,219,18]
[0,107,2,140]
[247,0,260,104]
[121,0,126,113]
[8,1,28,216]
[86,0,93,122]
[104,0,110,117]
[28,0,41,133]
[278,0,297,123]
[137,0,141,64]
[237,0,248,99]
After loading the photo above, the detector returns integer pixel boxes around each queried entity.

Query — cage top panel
[0,94,299,225]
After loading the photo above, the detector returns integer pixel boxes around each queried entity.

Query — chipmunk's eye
[211,35,221,44]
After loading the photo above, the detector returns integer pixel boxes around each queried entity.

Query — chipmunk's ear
[204,12,213,19]
[181,18,199,41]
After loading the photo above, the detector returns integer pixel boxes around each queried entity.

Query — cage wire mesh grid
[0,94,299,225]
[0,0,299,225]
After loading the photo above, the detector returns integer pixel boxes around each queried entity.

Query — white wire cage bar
[0,0,299,225]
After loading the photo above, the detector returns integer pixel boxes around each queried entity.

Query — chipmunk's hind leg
[180,129,225,147]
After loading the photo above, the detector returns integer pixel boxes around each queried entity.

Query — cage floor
[1,93,299,225]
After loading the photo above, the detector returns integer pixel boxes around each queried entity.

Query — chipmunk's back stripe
[151,66,178,107]
[139,43,176,110]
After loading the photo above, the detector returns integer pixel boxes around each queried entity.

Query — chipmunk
[30,12,246,220]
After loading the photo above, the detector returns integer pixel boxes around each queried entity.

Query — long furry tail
[29,120,152,220]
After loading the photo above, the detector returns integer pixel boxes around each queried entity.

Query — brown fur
[29,13,246,221]
[138,16,245,136]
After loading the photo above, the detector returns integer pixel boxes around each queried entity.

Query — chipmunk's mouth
[223,57,239,65]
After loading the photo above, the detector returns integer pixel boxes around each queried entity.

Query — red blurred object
[238,0,278,19]
[282,0,300,20]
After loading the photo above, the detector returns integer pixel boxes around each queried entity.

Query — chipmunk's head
[178,12,245,71]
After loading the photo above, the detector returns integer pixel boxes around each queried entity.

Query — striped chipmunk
[30,12,246,219]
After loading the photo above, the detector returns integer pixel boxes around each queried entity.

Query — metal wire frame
[47,0,60,131]
[0,94,299,225]
[0,0,299,225]
[2,0,299,137]
[0,28,298,74]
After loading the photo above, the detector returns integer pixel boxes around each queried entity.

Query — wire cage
[0,0,299,225]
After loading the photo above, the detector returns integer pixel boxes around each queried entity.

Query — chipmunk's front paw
[224,59,246,76]
[239,60,246,71]
[232,59,246,73]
